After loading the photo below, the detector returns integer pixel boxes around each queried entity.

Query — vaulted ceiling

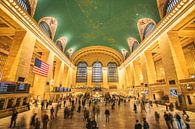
[34,0,160,54]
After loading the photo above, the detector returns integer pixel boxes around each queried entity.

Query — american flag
[32,58,49,77]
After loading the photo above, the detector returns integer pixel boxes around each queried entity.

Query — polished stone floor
[0,101,195,129]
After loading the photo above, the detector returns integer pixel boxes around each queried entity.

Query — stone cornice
[120,0,194,69]
[0,0,75,68]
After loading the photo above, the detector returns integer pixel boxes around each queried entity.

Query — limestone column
[125,66,130,87]
[118,68,125,89]
[64,67,70,87]
[102,67,108,88]
[30,50,53,98]
[144,51,157,84]
[142,52,157,99]
[141,55,148,84]
[158,33,187,106]
[71,67,77,88]
[124,68,129,89]
[132,61,141,86]
[53,59,62,87]
[62,65,68,86]
[126,65,133,87]
[167,31,189,79]
[45,51,55,92]
[58,63,65,86]
[87,67,92,87]
[2,31,36,82]
[65,68,74,88]
[129,63,135,86]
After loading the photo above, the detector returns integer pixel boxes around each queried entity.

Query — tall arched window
[56,41,63,52]
[108,62,118,82]
[92,62,103,82]
[143,23,155,39]
[39,21,52,39]
[76,62,87,82]
[17,0,31,15]
[132,41,139,52]
[166,0,180,14]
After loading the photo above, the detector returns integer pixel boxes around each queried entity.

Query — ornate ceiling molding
[71,46,124,66]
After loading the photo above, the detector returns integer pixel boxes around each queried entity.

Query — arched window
[39,21,52,39]
[108,62,118,82]
[166,0,180,14]
[56,41,63,52]
[76,62,87,82]
[92,62,103,82]
[122,49,129,59]
[132,41,139,52]
[143,23,155,39]
[17,0,31,15]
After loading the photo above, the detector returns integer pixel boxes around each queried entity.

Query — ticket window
[16,98,21,107]
[0,99,5,110]
[7,98,14,109]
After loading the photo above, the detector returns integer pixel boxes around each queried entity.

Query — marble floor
[0,101,195,129]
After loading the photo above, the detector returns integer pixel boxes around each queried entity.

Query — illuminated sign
[170,88,178,97]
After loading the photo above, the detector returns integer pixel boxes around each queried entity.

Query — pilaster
[87,67,92,87]
[102,67,108,88]
[2,31,36,82]
[144,51,157,83]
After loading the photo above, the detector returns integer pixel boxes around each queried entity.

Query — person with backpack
[133,103,137,113]
[182,110,190,129]
[91,117,98,129]
[9,109,18,128]
[143,117,149,129]
[168,112,174,129]
[42,112,49,129]
[105,108,110,123]
[35,118,41,129]
[154,111,160,125]
[134,120,142,129]
[86,118,91,129]
[30,113,37,127]
[164,112,172,129]
[77,104,81,113]
[50,107,55,120]
[175,112,182,129]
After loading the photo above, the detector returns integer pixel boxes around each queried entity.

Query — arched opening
[137,18,156,41]
[132,41,140,52]
[17,0,31,15]
[143,23,155,39]
[108,62,118,82]
[165,0,180,14]
[39,21,52,39]
[92,62,103,83]
[76,62,87,82]
[56,41,63,52]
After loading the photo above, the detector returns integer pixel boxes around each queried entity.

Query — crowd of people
[7,93,192,129]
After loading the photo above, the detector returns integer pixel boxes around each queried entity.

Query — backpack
[144,122,149,129]
[185,115,190,122]
[176,114,181,120]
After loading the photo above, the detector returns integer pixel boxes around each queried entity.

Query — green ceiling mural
[34,0,160,54]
